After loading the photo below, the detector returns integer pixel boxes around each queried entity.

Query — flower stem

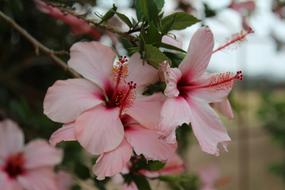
[0,10,80,78]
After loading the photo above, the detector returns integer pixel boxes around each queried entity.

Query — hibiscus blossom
[93,115,176,179]
[160,27,243,155]
[44,41,176,179]
[0,119,62,190]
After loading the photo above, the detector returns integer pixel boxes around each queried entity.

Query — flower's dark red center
[105,56,136,115]
[177,71,243,97]
[3,153,25,179]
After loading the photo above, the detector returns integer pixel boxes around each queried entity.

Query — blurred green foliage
[258,93,285,181]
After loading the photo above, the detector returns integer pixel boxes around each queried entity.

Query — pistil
[180,71,243,92]
[119,81,136,116]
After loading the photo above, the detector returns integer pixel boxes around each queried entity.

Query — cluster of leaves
[98,0,199,68]
[258,93,285,181]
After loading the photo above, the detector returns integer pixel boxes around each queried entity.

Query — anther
[235,71,243,80]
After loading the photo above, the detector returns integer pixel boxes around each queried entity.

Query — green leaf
[116,12,133,28]
[204,3,216,18]
[159,174,199,190]
[145,44,169,68]
[144,23,162,46]
[160,42,186,53]
[135,0,158,22]
[161,12,200,32]
[74,162,90,180]
[143,81,166,95]
[146,160,166,171]
[176,123,192,155]
[154,0,165,11]
[164,51,185,67]
[99,4,117,24]
[133,175,152,190]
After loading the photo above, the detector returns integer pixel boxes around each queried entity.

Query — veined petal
[160,97,191,133]
[190,72,236,103]
[49,123,76,146]
[75,106,124,154]
[24,140,63,169]
[127,53,159,90]
[93,139,132,180]
[0,120,24,159]
[68,41,116,88]
[126,93,164,129]
[179,28,214,81]
[212,99,234,119]
[188,97,231,155]
[125,125,176,160]
[18,168,58,190]
[44,79,103,123]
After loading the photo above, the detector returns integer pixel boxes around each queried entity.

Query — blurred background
[0,0,284,190]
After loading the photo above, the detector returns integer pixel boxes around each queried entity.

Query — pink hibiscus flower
[44,41,176,179]
[160,27,243,155]
[34,0,101,39]
[92,115,176,179]
[0,119,63,190]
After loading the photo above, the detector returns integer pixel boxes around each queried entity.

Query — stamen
[112,55,129,99]
[205,71,243,90]
[212,28,254,54]
[180,71,243,91]
[119,81,136,116]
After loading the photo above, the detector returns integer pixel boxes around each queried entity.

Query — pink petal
[68,42,116,88]
[56,171,73,190]
[179,28,214,81]
[229,1,256,12]
[18,168,58,190]
[0,171,23,190]
[188,98,231,155]
[160,154,184,175]
[127,53,159,90]
[23,140,63,169]
[44,78,103,123]
[212,99,234,119]
[93,139,132,180]
[199,165,219,186]
[125,125,176,160]
[126,94,164,129]
[75,105,124,154]
[160,97,191,133]
[190,72,235,103]
[164,68,182,98]
[0,120,24,159]
[162,35,183,48]
[49,123,76,146]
